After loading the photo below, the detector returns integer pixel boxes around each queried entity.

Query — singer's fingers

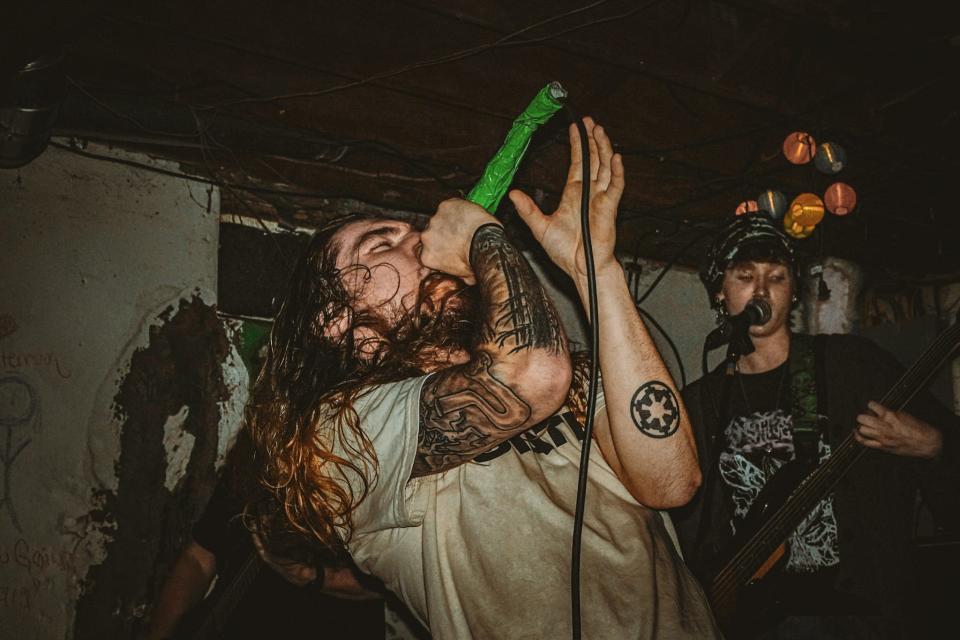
[566,117,599,183]
[586,119,600,183]
[567,122,584,184]
[607,153,625,204]
[595,124,613,190]
[509,189,549,240]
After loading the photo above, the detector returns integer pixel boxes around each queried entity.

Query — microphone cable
[565,107,600,640]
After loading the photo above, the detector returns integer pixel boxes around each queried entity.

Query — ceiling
[7,0,960,280]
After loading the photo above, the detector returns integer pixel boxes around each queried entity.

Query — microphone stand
[691,321,757,575]
[725,322,757,366]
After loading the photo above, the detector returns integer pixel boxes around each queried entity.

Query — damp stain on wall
[72,296,229,640]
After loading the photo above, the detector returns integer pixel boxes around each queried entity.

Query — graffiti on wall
[0,374,41,532]
[0,314,17,342]
[1,311,71,379]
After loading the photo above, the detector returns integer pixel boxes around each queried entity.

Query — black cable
[624,245,687,409]
[635,227,718,305]
[637,306,687,389]
[49,140,341,200]
[198,1,618,110]
[62,79,470,187]
[566,109,599,640]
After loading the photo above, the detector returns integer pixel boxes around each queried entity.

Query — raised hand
[509,117,625,281]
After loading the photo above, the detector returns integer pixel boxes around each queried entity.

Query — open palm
[509,117,624,281]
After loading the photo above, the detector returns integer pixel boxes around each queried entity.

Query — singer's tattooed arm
[413,224,570,476]
[629,381,681,439]
[470,224,565,353]
[512,119,700,507]
[414,353,531,475]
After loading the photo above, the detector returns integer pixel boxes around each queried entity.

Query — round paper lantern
[735,200,760,216]
[814,142,847,174]
[756,189,787,219]
[783,131,816,165]
[788,192,825,226]
[824,182,857,215]
[786,228,815,239]
[783,210,816,239]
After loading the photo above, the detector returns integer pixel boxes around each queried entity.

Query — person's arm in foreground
[143,540,217,640]
[510,118,700,508]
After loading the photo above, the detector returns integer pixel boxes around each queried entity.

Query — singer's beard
[379,271,480,372]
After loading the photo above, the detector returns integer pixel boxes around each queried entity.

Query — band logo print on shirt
[473,411,584,463]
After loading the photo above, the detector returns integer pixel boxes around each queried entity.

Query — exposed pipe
[0,51,65,168]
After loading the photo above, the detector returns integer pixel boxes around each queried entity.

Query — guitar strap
[690,333,830,575]
[789,333,828,465]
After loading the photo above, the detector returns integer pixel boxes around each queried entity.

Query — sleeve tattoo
[469,224,564,354]
[413,224,565,476]
[414,352,531,476]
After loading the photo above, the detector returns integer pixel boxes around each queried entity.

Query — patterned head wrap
[699,213,799,309]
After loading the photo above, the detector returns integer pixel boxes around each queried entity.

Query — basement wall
[0,142,245,640]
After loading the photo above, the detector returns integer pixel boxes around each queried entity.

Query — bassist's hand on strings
[855,400,944,459]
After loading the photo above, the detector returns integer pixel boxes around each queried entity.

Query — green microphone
[466,81,567,213]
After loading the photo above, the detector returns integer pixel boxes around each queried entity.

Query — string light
[784,193,825,238]
[782,131,816,165]
[814,142,847,174]
[757,189,787,220]
[824,182,857,216]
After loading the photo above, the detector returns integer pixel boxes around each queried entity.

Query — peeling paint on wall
[73,297,229,640]
[801,257,864,335]
[2,142,224,639]
[161,407,194,492]
[216,321,251,472]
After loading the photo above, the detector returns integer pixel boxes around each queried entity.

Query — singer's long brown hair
[247,212,590,552]
[247,213,482,551]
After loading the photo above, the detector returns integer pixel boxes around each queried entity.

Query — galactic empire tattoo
[630,381,680,438]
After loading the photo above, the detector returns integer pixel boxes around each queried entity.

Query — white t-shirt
[335,375,720,640]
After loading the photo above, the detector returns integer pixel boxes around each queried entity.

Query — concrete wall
[0,142,243,639]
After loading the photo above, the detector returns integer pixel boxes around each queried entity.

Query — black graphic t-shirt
[720,363,840,574]
[676,333,960,631]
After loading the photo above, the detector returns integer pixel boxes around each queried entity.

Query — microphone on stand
[705,297,772,352]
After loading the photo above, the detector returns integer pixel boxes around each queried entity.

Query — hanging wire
[637,306,687,389]
[635,227,718,305]
[200,1,622,110]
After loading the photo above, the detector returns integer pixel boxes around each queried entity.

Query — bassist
[674,214,960,639]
